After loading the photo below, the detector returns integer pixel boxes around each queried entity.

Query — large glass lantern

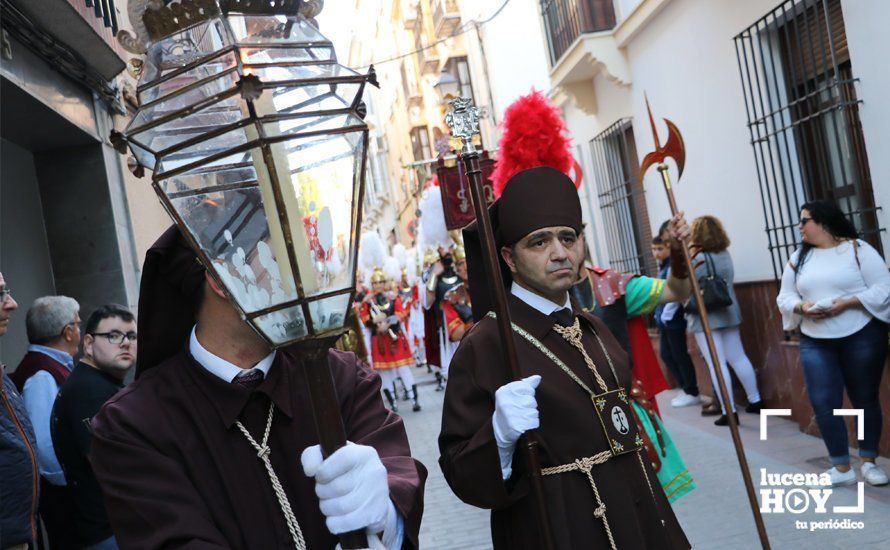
[113,0,376,347]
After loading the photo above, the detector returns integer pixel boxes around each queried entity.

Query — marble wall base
[649,279,890,458]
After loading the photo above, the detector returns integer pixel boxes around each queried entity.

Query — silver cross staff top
[445,97,481,155]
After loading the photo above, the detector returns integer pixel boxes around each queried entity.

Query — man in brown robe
[90,226,426,549]
[438,167,690,549]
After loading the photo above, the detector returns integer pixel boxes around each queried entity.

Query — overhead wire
[357,0,512,69]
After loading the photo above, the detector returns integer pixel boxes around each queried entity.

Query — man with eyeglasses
[52,304,137,550]
[10,295,81,549]
[0,272,40,550]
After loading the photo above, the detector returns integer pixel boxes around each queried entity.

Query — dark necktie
[233,369,264,390]
[551,307,575,328]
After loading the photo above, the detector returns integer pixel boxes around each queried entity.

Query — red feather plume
[490,90,575,197]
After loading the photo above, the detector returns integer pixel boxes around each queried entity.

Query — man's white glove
[491,375,541,479]
[301,443,397,539]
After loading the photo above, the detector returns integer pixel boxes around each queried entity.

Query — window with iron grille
[589,118,656,276]
[735,0,881,279]
[410,126,432,162]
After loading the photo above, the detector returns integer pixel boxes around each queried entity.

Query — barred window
[589,118,656,276]
[735,0,881,278]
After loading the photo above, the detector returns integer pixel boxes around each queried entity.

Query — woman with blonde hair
[687,215,763,426]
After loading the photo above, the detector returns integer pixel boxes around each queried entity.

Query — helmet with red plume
[490,90,579,197]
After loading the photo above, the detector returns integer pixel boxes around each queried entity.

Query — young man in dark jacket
[53,304,136,550]
[0,271,40,550]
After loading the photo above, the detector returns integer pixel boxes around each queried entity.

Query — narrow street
[399,369,492,549]
[399,375,890,549]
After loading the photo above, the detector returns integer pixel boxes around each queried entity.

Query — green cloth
[625,276,665,318]
[632,402,695,503]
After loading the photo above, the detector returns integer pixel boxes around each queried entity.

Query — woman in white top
[777,200,890,488]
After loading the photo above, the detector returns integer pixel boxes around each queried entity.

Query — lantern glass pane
[253,304,308,345]
[227,14,327,44]
[262,113,366,141]
[159,154,258,197]
[141,18,233,85]
[162,154,301,315]
[130,141,156,172]
[266,83,360,115]
[239,46,335,65]
[139,52,239,106]
[129,99,242,150]
[266,130,364,303]
[138,65,239,115]
[308,293,351,333]
[155,125,251,175]
[249,64,360,84]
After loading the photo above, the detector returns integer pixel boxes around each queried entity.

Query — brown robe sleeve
[437,332,527,511]
[329,349,428,549]
[91,387,230,550]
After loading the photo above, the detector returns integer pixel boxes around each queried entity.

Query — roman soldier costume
[425,249,463,390]
[440,247,473,346]
[360,267,420,412]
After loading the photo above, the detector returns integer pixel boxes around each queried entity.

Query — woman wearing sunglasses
[777,200,890,487]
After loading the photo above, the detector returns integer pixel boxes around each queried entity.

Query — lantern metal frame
[112,2,379,547]
[112,0,379,350]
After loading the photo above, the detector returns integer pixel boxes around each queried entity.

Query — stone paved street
[396,370,890,549]
[398,368,491,549]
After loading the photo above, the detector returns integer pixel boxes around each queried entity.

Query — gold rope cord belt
[487,313,664,545]
[541,450,617,550]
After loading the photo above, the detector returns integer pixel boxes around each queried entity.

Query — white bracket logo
[760,408,864,441]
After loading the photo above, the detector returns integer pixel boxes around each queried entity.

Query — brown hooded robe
[438,167,689,549]
[90,226,426,549]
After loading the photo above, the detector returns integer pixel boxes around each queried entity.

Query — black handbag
[694,253,733,312]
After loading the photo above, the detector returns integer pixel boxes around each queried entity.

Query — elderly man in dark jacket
[0,272,40,550]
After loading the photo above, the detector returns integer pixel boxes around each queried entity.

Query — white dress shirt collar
[189,326,276,383]
[510,282,571,316]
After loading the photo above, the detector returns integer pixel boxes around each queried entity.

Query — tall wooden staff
[445,97,556,550]
[640,96,771,549]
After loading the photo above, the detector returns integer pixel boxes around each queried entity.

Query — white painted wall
[841,0,890,256]
[622,0,783,282]
[559,74,635,268]
[614,0,643,21]
[618,0,890,280]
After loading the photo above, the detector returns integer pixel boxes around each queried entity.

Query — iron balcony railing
[541,0,616,66]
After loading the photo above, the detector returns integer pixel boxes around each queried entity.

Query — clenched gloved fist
[492,375,541,479]
[301,443,394,537]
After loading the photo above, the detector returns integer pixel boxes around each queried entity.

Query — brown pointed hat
[463,167,582,320]
[462,91,582,320]
[136,225,206,377]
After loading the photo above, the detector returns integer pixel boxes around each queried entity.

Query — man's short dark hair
[658,220,671,238]
[85,304,135,335]
[651,236,664,245]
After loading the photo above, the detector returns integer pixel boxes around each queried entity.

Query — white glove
[301,443,394,537]
[491,375,541,479]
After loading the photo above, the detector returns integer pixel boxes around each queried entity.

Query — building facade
[542,0,890,453]
[0,0,150,366]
